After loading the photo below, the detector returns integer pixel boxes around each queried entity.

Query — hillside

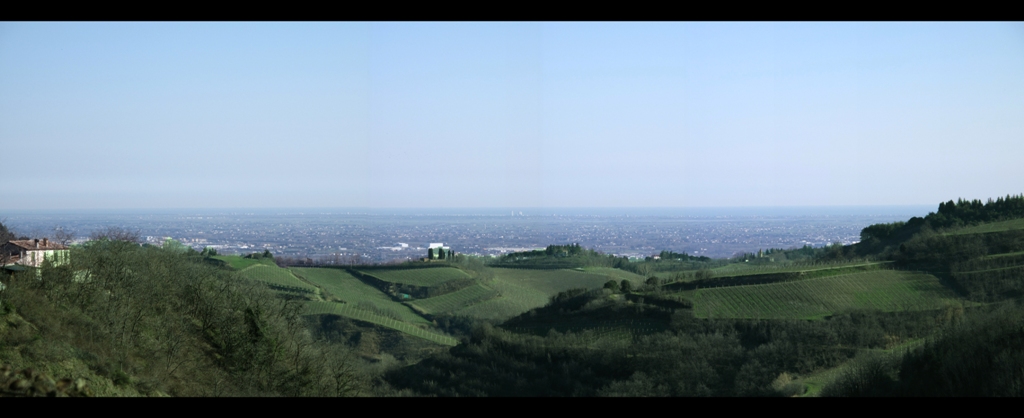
[5,194,1024,397]
[381,194,1024,396]
[0,244,368,397]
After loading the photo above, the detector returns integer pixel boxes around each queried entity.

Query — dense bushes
[823,302,1024,396]
[0,241,364,396]
[384,289,946,397]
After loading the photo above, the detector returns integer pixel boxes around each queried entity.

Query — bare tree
[52,226,76,246]
[89,226,142,244]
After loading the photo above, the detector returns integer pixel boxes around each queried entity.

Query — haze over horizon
[2,22,1022,211]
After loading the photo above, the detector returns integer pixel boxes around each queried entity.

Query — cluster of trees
[656,251,711,262]
[930,194,1024,229]
[0,222,24,242]
[822,301,1024,396]
[501,244,587,259]
[0,239,366,396]
[244,249,274,260]
[427,247,454,260]
[384,288,950,396]
[859,194,1024,253]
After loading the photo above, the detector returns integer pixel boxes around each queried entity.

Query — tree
[52,226,75,246]
[694,269,714,281]
[620,280,633,293]
[0,219,16,242]
[604,280,619,292]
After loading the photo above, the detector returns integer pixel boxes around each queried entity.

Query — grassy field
[357,267,471,287]
[947,218,1024,235]
[407,283,498,315]
[304,301,456,346]
[443,268,637,321]
[581,267,647,283]
[682,270,967,320]
[290,267,429,325]
[211,255,274,271]
[490,268,627,294]
[452,278,550,321]
[238,264,319,293]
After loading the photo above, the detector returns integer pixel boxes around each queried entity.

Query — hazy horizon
[1,204,936,217]
[2,22,1021,210]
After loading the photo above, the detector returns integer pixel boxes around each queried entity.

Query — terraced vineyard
[407,283,498,315]
[947,218,1024,235]
[453,276,551,321]
[491,268,623,295]
[359,267,471,287]
[446,268,629,321]
[688,270,966,320]
[304,301,457,346]
[239,264,319,293]
[291,267,428,325]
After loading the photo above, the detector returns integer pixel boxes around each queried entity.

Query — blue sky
[1,22,1022,210]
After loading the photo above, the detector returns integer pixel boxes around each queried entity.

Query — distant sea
[1,206,936,260]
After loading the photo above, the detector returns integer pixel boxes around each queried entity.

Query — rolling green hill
[304,301,456,346]
[680,270,967,320]
[238,264,319,294]
[406,283,498,316]
[290,267,429,325]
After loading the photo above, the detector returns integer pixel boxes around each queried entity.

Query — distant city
[2,207,931,263]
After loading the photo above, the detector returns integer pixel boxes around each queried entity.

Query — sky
[1,22,1022,210]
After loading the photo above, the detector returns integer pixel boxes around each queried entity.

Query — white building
[2,238,70,268]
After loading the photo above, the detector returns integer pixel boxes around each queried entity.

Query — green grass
[238,264,319,293]
[686,270,968,320]
[212,255,274,271]
[304,301,456,346]
[581,267,647,283]
[290,267,429,325]
[947,218,1024,235]
[357,267,471,287]
[407,283,498,315]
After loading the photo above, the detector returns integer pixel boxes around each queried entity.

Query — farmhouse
[2,238,69,268]
[427,243,452,260]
